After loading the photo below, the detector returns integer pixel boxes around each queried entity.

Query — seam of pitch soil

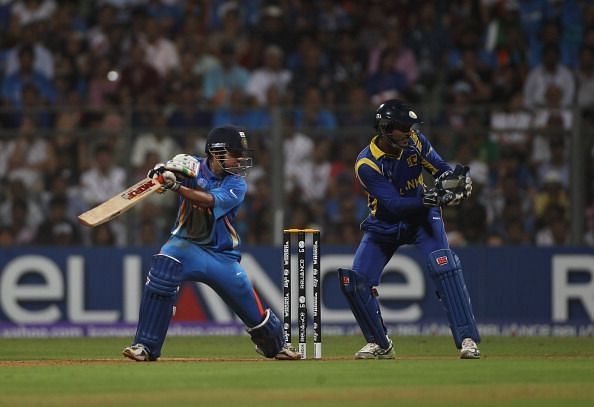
[1,355,593,366]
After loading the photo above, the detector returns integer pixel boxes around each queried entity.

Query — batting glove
[148,163,166,179]
[159,170,181,192]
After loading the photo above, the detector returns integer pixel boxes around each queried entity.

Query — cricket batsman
[123,125,299,361]
[338,99,481,359]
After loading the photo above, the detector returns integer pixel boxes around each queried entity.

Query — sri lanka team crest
[407,154,418,167]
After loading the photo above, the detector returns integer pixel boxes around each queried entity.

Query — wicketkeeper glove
[422,188,441,207]
[434,165,472,206]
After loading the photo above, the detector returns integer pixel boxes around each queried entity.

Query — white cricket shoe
[256,344,301,360]
[355,339,395,360]
[122,344,157,362]
[460,338,481,359]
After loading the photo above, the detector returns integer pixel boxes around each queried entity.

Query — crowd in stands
[0,0,593,248]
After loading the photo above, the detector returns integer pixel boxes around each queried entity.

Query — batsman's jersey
[169,156,244,260]
[355,131,451,235]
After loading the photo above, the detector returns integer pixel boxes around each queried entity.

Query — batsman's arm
[176,185,214,208]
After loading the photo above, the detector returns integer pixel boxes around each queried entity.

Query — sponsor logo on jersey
[342,276,350,285]
[122,180,156,200]
[436,256,448,266]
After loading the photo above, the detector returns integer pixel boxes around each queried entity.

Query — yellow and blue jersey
[355,131,451,234]
[169,156,244,260]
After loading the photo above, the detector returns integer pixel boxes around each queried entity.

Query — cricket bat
[78,177,163,227]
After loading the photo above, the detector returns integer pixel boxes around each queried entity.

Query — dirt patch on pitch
[0,358,263,366]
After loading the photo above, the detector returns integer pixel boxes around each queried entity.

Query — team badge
[407,154,418,167]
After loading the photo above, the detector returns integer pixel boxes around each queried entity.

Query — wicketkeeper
[338,99,481,359]
[123,125,299,361]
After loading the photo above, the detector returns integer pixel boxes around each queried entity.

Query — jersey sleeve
[356,159,423,214]
[413,131,452,177]
[210,176,246,219]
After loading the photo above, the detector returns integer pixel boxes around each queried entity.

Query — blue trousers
[161,235,265,327]
[353,207,449,285]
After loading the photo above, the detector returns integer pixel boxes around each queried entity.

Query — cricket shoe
[355,339,395,360]
[256,344,301,360]
[122,344,157,362]
[460,338,481,359]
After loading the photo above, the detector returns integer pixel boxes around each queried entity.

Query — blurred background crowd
[0,0,593,248]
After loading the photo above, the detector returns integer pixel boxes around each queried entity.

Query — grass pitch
[0,336,593,406]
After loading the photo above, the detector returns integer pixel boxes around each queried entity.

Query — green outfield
[0,336,593,406]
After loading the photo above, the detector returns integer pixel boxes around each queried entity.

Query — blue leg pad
[247,309,284,358]
[338,268,390,349]
[134,254,182,358]
[427,249,480,348]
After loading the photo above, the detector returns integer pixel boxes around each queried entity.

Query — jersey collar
[370,136,402,160]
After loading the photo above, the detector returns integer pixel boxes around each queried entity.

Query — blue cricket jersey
[355,131,452,235]
[169,156,245,259]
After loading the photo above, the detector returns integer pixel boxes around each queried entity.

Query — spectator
[523,44,575,109]
[140,17,180,79]
[35,196,80,245]
[80,144,125,207]
[330,30,367,101]
[0,226,14,246]
[366,47,408,105]
[87,56,119,108]
[246,45,292,107]
[202,41,249,107]
[0,179,44,234]
[207,2,250,67]
[535,204,568,246]
[407,2,451,87]
[4,23,55,79]
[336,85,372,129]
[286,39,333,105]
[118,43,161,105]
[91,223,116,246]
[4,115,55,192]
[212,90,271,131]
[533,169,570,223]
[447,47,493,104]
[166,85,212,130]
[368,24,418,86]
[292,86,337,130]
[1,44,56,108]
[130,112,179,170]
[489,91,532,151]
[10,0,57,26]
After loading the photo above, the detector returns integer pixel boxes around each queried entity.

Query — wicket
[283,228,322,359]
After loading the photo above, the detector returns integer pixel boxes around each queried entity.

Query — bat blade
[78,177,162,227]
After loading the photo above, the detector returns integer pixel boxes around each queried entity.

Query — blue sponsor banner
[0,246,593,337]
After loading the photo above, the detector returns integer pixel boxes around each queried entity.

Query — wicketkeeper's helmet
[205,125,253,176]
[374,99,422,134]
